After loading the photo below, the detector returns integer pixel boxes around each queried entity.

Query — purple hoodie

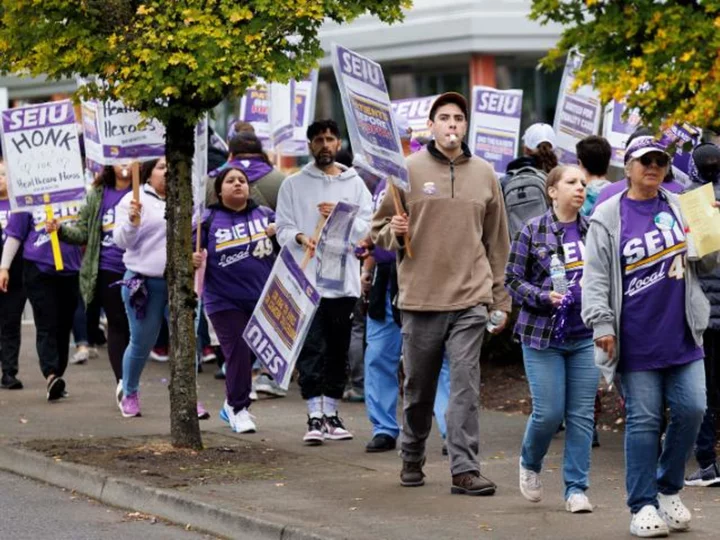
[208,156,273,184]
[194,201,276,315]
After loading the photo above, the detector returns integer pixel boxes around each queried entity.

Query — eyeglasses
[639,153,670,168]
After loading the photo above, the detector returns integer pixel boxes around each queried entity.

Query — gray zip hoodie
[581,187,716,383]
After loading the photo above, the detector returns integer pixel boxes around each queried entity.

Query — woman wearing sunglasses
[582,136,718,537]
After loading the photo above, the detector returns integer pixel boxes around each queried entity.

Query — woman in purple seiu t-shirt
[48,165,132,404]
[0,197,83,401]
[192,167,276,435]
[582,136,717,536]
[505,165,598,514]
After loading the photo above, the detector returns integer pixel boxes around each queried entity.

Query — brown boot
[451,471,496,496]
[400,459,425,487]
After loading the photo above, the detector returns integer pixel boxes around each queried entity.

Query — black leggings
[97,270,130,382]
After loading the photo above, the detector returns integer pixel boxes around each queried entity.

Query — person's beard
[314,151,335,168]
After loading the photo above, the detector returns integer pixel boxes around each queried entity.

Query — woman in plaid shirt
[505,165,599,514]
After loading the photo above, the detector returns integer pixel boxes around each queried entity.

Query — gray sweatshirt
[581,187,715,383]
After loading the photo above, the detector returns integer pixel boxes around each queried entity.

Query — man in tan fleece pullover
[371,92,511,496]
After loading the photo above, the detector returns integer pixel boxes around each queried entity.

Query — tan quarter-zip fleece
[371,142,511,313]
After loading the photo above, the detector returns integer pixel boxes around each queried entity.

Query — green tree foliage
[0,0,409,449]
[530,0,720,132]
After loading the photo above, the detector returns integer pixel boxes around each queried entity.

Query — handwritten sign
[0,100,86,211]
[82,99,165,164]
[243,247,320,389]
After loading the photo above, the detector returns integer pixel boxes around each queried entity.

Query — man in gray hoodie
[276,119,373,446]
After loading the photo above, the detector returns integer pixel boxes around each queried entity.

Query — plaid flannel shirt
[504,209,589,349]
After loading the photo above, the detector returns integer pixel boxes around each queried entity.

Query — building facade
[315,0,563,137]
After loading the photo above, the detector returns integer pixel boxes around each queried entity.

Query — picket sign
[331,44,412,256]
[0,100,88,271]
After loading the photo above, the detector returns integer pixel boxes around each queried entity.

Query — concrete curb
[0,444,335,540]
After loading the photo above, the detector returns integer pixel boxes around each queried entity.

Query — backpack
[500,166,549,239]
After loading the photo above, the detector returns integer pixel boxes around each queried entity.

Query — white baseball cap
[523,123,556,150]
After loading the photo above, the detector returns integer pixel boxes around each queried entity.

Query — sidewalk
[2,327,720,539]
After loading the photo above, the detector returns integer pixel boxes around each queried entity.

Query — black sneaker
[366,434,396,453]
[685,462,720,487]
[1,374,23,390]
[303,416,325,446]
[442,442,448,456]
[592,427,600,448]
[47,376,65,401]
[400,459,426,487]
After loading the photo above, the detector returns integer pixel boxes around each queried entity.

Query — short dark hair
[576,136,611,176]
[307,119,340,141]
[214,167,248,200]
[228,132,271,165]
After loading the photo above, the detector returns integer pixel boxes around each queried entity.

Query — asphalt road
[0,470,216,540]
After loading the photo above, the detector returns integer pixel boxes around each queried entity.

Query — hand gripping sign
[0,100,86,270]
[331,44,413,257]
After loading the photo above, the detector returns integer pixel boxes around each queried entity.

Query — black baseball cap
[429,92,468,121]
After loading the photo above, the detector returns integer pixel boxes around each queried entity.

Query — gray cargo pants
[400,304,487,476]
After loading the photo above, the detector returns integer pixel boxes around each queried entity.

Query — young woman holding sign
[46,164,132,405]
[0,200,82,401]
[192,166,277,434]
[113,158,169,418]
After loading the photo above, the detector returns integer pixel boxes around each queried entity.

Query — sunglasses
[639,153,670,168]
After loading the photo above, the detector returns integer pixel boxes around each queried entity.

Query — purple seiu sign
[335,45,388,94]
[470,87,523,174]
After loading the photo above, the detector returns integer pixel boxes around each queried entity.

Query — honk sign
[0,99,86,212]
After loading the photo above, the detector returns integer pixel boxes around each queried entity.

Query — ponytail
[533,142,558,174]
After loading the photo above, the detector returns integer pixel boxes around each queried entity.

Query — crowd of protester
[1,91,720,538]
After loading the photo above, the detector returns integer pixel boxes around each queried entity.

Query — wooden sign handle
[389,183,412,259]
[132,162,140,202]
[300,216,327,271]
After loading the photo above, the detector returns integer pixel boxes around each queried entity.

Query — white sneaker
[519,459,543,503]
[657,493,691,531]
[630,505,670,538]
[249,389,258,401]
[115,380,123,409]
[565,492,593,513]
[70,347,89,365]
[229,408,256,434]
[88,347,99,359]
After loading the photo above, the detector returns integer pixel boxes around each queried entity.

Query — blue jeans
[622,359,706,513]
[121,272,168,396]
[521,339,598,499]
[365,289,449,439]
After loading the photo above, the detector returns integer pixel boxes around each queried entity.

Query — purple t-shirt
[556,221,592,341]
[5,202,82,274]
[0,199,10,243]
[99,187,131,274]
[592,178,684,212]
[619,196,703,371]
[198,204,276,315]
[372,178,395,265]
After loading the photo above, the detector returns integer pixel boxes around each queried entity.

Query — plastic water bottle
[549,254,568,294]
[486,310,507,333]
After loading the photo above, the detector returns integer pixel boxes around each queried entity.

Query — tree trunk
[164,114,203,450]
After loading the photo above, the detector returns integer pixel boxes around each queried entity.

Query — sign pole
[301,216,327,271]
[388,181,412,259]
[43,194,64,271]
